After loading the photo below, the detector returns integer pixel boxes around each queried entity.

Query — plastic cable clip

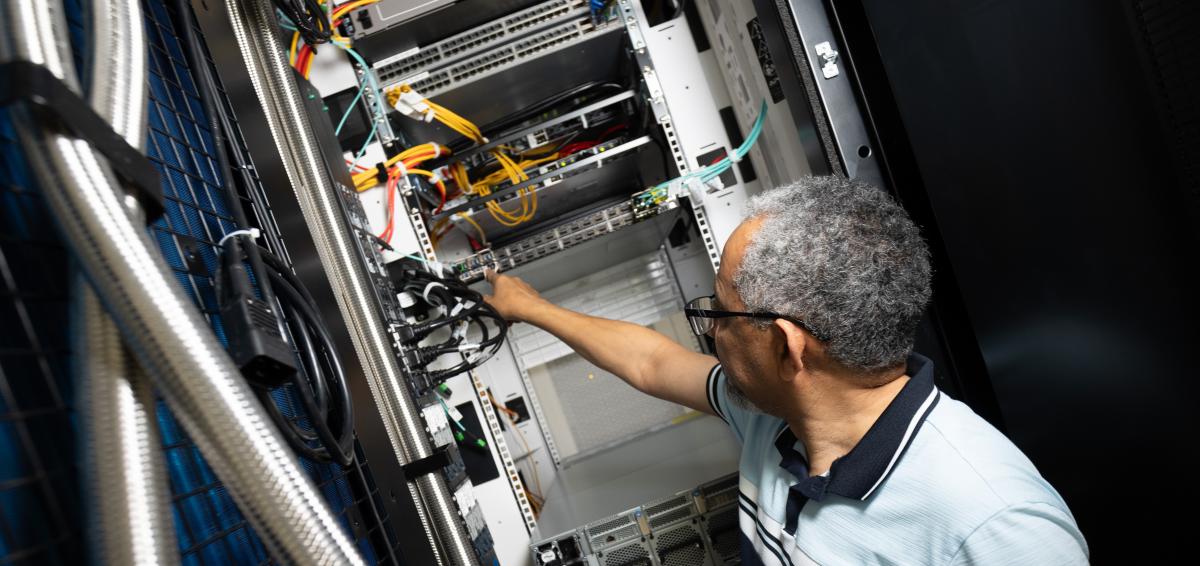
[217,228,260,248]
[683,177,706,204]
[391,85,433,121]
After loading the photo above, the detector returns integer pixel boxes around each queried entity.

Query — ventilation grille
[655,525,706,566]
[706,506,740,561]
[649,506,694,529]
[601,542,652,566]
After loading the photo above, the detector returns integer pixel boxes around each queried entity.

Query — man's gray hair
[734,176,932,373]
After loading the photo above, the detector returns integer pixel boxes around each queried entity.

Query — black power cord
[174,0,354,467]
[394,262,508,383]
[272,0,333,45]
[257,248,356,467]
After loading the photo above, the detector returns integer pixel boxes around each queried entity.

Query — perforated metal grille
[600,542,651,566]
[705,507,739,562]
[654,525,705,566]
[648,506,693,529]
[644,494,689,518]
[586,511,634,535]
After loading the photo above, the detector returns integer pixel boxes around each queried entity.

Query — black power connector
[218,235,296,386]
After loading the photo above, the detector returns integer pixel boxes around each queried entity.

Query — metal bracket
[401,444,453,478]
[815,41,839,79]
[0,61,164,222]
[469,370,537,533]
[618,0,722,269]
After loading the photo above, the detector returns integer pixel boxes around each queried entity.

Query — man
[485,177,1087,565]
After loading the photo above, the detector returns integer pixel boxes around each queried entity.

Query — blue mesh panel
[0,0,402,563]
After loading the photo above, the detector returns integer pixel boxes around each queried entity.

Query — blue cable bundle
[638,99,768,206]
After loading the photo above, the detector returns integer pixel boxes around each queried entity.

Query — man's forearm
[521,301,676,391]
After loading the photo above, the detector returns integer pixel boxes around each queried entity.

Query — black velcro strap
[0,60,164,222]
[401,445,452,478]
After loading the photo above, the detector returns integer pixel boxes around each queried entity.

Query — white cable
[422,281,446,303]
[217,228,260,248]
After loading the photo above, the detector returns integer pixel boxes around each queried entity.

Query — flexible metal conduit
[75,0,178,562]
[222,1,477,564]
[76,290,179,565]
[0,0,364,563]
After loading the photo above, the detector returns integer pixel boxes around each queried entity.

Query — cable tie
[422,281,446,303]
[218,228,260,248]
[728,151,743,163]
[431,144,442,158]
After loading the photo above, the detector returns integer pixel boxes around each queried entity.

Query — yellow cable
[455,213,488,244]
[289,31,300,65]
[331,0,378,20]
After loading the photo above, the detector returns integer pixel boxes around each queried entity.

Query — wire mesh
[0,0,404,563]
[0,0,88,561]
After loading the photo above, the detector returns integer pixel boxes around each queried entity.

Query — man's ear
[773,318,808,382]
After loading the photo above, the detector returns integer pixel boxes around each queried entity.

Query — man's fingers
[484,267,497,283]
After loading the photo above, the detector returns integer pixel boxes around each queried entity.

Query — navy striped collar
[774,353,940,503]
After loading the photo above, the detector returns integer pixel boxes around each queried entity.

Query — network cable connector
[631,181,685,221]
[451,249,499,282]
[388,84,434,122]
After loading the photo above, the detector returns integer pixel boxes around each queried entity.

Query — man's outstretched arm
[484,270,718,415]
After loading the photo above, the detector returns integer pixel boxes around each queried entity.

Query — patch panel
[385,17,616,98]
[450,201,642,283]
[374,0,589,85]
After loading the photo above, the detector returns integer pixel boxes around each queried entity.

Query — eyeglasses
[683,295,828,340]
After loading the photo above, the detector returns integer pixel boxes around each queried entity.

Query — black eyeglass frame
[683,295,829,341]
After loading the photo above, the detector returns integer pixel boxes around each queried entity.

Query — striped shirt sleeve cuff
[706,364,728,424]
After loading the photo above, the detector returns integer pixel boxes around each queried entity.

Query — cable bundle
[274,0,333,46]
[638,100,768,206]
[257,249,356,466]
[386,84,540,229]
[395,262,508,383]
[287,0,379,78]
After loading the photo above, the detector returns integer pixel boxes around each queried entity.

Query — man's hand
[483,269,548,323]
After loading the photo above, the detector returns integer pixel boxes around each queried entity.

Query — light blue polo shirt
[704,353,1088,565]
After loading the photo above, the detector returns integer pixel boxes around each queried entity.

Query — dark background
[827,0,1200,561]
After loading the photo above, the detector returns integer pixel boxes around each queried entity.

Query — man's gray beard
[724,377,765,414]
